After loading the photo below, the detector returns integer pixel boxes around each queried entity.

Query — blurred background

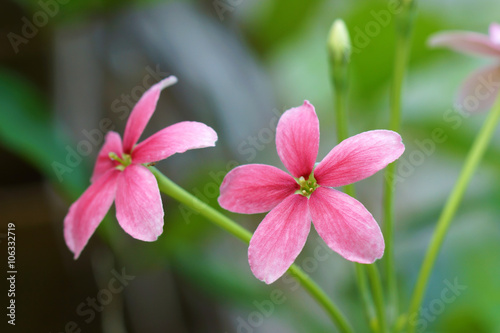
[1,0,499,332]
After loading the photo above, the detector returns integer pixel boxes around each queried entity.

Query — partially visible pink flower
[218,101,404,284]
[429,23,500,113]
[64,76,218,259]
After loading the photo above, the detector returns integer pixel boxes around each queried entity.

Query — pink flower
[218,101,405,284]
[429,23,500,113]
[64,76,218,259]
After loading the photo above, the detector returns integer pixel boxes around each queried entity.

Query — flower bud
[327,19,351,67]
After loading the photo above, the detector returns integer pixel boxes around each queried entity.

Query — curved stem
[152,167,252,243]
[406,96,500,333]
[288,265,354,333]
[150,167,354,333]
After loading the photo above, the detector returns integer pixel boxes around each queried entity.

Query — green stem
[382,162,398,324]
[383,3,415,324]
[152,167,251,243]
[330,53,380,332]
[150,167,354,333]
[334,73,349,145]
[406,95,500,333]
[366,264,388,333]
[333,73,357,198]
[355,264,377,331]
[288,265,354,333]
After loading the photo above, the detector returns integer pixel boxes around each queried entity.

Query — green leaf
[0,68,88,198]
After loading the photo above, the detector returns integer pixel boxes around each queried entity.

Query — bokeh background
[1,0,499,332]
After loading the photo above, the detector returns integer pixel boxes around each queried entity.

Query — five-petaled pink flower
[429,23,500,113]
[218,101,405,284]
[64,76,217,259]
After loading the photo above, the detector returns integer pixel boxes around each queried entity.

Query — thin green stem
[288,265,354,333]
[406,95,500,333]
[388,33,410,132]
[383,3,415,324]
[382,163,398,323]
[152,167,252,243]
[333,76,357,198]
[366,264,388,333]
[150,167,354,333]
[355,264,378,331]
[330,47,379,332]
[334,76,349,144]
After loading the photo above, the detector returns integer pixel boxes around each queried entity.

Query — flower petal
[314,130,404,187]
[489,23,500,45]
[309,187,384,263]
[457,65,500,113]
[64,169,120,259]
[91,131,123,183]
[248,194,310,284]
[122,76,178,153]
[428,31,500,57]
[218,164,299,214]
[115,164,164,241]
[131,121,218,164]
[276,100,319,178]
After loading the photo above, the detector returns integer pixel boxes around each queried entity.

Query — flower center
[297,175,319,198]
[109,152,132,171]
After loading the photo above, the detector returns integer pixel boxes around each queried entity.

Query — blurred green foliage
[1,0,500,332]
[0,69,88,196]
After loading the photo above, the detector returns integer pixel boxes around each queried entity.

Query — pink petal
[131,121,218,164]
[122,76,178,153]
[457,65,500,113]
[91,131,123,183]
[64,169,120,259]
[489,23,500,45]
[115,164,164,241]
[248,194,310,284]
[309,187,384,263]
[428,31,500,57]
[314,130,404,187]
[276,100,319,178]
[218,164,299,214]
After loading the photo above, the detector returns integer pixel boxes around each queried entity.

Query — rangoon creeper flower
[64,76,217,259]
[218,101,404,284]
[429,23,500,113]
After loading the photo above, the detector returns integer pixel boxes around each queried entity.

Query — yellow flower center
[296,175,319,198]
[109,152,132,171]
